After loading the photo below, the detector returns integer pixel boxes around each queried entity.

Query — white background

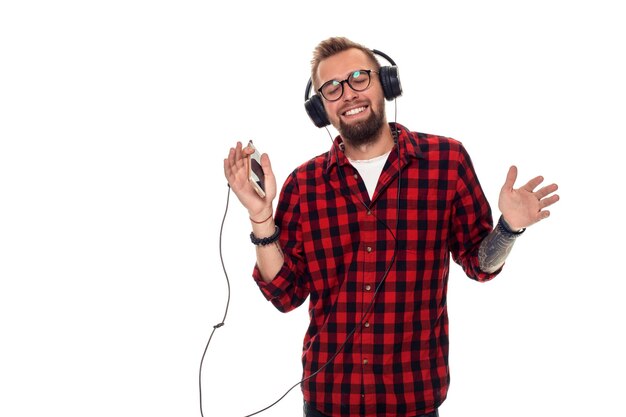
[1,1,624,416]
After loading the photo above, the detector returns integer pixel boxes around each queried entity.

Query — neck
[343,124,395,160]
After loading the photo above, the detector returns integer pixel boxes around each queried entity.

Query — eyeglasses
[318,69,375,102]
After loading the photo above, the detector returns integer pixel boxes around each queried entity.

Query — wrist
[250,225,280,246]
[249,207,273,224]
[250,212,273,224]
[498,215,525,235]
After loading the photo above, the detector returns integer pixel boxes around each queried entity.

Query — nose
[342,83,358,101]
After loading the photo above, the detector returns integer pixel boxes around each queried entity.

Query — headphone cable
[202,102,402,417]
[199,184,232,417]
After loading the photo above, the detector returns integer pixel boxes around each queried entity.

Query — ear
[304,94,330,128]
[378,66,402,101]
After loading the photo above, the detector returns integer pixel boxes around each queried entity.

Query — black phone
[247,140,266,198]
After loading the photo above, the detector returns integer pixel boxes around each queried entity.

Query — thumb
[260,153,273,177]
[502,165,518,191]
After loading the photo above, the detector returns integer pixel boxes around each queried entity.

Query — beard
[338,103,386,147]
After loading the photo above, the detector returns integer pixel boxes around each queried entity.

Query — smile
[343,106,367,116]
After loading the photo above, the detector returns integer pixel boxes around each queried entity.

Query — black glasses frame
[317,69,376,102]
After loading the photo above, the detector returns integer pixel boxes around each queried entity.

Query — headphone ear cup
[379,66,403,101]
[304,94,330,128]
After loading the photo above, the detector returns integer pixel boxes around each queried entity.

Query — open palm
[498,166,560,231]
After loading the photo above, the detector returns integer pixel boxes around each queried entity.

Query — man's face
[316,48,386,146]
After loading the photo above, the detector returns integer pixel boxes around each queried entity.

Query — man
[223,37,559,417]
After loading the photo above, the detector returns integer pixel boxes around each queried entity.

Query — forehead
[316,48,374,84]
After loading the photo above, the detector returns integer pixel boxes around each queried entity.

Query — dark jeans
[303,401,439,417]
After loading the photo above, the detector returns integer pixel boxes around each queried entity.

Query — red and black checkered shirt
[253,123,500,417]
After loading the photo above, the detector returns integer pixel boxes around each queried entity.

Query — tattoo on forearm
[478,225,518,273]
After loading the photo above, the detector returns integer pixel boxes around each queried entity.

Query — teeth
[345,107,365,116]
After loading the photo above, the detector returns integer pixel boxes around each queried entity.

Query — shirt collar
[325,122,423,175]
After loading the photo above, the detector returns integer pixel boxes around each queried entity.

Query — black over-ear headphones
[304,49,402,128]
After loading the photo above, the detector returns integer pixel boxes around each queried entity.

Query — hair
[310,37,380,88]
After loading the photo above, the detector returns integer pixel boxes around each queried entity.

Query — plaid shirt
[253,123,500,416]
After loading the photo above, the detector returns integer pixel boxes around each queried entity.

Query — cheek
[370,93,386,115]
[324,102,341,123]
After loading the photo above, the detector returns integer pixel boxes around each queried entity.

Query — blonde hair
[310,37,380,87]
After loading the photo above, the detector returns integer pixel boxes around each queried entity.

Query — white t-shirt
[348,150,391,199]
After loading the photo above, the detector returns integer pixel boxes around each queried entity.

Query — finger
[226,146,236,169]
[538,210,551,220]
[239,143,253,174]
[234,141,244,167]
[226,144,249,181]
[223,157,231,178]
[224,151,244,186]
[539,193,560,209]
[243,142,255,155]
[521,175,544,193]
[503,165,518,191]
[534,183,559,200]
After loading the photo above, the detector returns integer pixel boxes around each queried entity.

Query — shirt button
[365,284,371,291]
[364,322,370,328]
[354,174,359,179]
[366,246,372,253]
[363,359,369,365]
[367,210,372,215]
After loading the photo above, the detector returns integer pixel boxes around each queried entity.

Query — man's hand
[223,141,277,220]
[498,165,560,231]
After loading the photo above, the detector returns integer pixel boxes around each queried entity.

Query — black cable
[202,104,403,417]
[199,184,232,417]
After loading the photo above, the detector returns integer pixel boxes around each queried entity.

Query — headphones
[304,49,403,128]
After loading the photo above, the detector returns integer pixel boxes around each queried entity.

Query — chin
[338,108,386,145]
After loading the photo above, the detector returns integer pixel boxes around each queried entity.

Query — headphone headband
[371,49,397,66]
[304,49,402,128]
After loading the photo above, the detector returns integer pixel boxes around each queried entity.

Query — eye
[323,80,341,96]
[351,71,367,85]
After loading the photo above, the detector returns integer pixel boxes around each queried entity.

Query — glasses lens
[348,70,371,91]
[321,80,342,101]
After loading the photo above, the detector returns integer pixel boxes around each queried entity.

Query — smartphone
[247,140,266,198]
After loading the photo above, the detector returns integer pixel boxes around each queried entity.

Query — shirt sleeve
[252,171,311,312]
[449,144,501,282]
